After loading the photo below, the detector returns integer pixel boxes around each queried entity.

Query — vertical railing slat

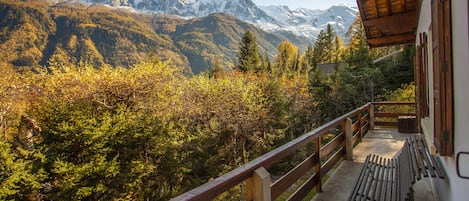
[314,137,322,193]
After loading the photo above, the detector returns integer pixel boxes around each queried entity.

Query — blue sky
[251,0,357,10]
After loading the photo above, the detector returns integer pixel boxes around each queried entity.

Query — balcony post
[247,167,271,201]
[345,117,353,161]
[357,111,363,141]
[369,104,375,130]
[314,137,322,192]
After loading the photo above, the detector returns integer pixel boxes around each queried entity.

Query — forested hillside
[0,0,190,72]
[155,13,285,73]
[0,0,296,73]
[0,1,415,200]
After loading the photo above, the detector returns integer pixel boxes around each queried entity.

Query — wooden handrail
[372,101,416,105]
[171,102,415,201]
[372,102,417,128]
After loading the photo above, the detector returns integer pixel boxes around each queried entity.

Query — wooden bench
[348,136,445,201]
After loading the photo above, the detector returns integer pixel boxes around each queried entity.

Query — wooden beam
[368,33,415,47]
[374,0,379,17]
[387,0,392,15]
[357,0,367,21]
[363,11,417,34]
[401,0,407,12]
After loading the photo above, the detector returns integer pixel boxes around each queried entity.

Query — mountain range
[1,0,358,74]
[78,0,359,42]
[1,0,289,74]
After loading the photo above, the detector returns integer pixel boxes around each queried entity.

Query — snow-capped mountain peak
[259,4,358,41]
[75,0,358,42]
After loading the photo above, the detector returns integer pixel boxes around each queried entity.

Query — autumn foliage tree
[273,41,300,76]
[0,13,417,201]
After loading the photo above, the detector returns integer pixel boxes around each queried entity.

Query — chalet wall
[418,0,469,200]
[451,0,469,163]
[417,0,435,149]
[449,0,469,198]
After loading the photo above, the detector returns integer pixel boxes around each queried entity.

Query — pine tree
[334,35,345,63]
[293,50,300,73]
[345,16,367,60]
[236,30,261,73]
[261,52,271,73]
[301,44,314,73]
[312,24,337,67]
[0,140,44,200]
[344,16,373,69]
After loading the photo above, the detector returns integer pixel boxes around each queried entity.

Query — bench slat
[431,155,446,178]
[380,158,393,201]
[362,155,380,201]
[411,138,427,178]
[391,159,398,201]
[348,155,371,201]
[380,159,393,201]
[372,157,384,201]
[406,138,421,180]
[348,135,446,201]
[400,143,413,201]
[420,137,446,178]
[416,137,437,177]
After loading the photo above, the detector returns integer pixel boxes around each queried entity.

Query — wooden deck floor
[311,129,436,201]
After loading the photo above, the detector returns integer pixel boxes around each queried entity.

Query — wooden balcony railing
[372,102,416,127]
[171,102,416,201]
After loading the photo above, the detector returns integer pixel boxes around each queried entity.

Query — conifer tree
[293,50,300,73]
[236,30,261,72]
[0,140,44,200]
[312,24,337,66]
[345,16,367,60]
[301,44,314,73]
[344,16,374,69]
[334,35,345,63]
[262,52,271,73]
[273,41,299,76]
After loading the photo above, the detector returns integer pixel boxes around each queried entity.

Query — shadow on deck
[311,129,435,201]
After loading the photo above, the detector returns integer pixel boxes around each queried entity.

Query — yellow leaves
[37,61,179,108]
[280,74,310,97]
[381,82,415,102]
[79,23,98,29]
[3,58,319,199]
[0,63,29,140]
[67,35,78,50]
[82,38,104,64]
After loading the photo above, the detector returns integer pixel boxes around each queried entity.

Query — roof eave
[357,0,418,47]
